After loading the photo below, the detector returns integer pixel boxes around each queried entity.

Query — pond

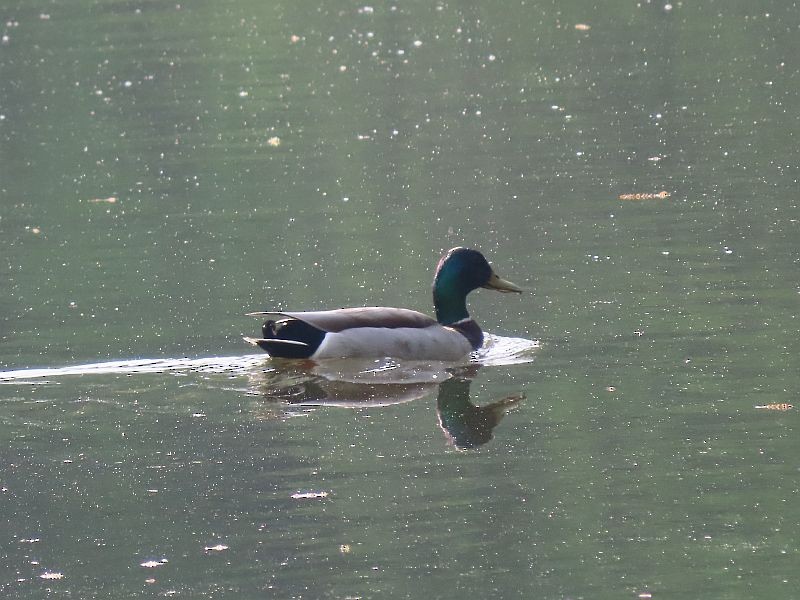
[1,1,799,598]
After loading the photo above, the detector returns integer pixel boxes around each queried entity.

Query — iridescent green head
[432,247,523,325]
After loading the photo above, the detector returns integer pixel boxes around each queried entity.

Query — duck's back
[278,307,438,332]
[249,307,474,361]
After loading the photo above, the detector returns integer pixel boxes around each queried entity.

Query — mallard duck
[244,247,523,361]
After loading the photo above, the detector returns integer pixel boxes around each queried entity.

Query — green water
[2,1,799,598]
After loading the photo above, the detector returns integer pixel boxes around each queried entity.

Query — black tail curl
[258,318,326,359]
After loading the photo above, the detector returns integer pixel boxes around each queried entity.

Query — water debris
[618,191,671,201]
[39,572,64,580]
[291,490,329,500]
[289,34,302,43]
[574,23,591,31]
[754,403,793,411]
[204,544,229,552]
[267,136,281,147]
[87,196,117,204]
[140,558,169,568]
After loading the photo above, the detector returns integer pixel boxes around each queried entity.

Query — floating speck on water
[358,6,374,14]
[140,558,168,568]
[238,90,249,98]
[291,490,329,500]
[488,54,496,61]
[39,572,64,580]
[574,23,591,31]
[339,65,347,72]
[412,40,422,47]
[618,191,671,201]
[123,80,132,88]
[267,136,281,147]
[204,544,229,552]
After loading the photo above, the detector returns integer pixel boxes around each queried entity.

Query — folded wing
[246,307,438,332]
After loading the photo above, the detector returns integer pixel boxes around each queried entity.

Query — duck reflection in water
[435,373,525,449]
[249,362,524,450]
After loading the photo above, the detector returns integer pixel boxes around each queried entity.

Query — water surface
[2,1,799,598]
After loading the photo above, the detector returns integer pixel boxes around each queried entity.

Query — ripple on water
[474,333,540,366]
[0,334,538,385]
[0,355,267,384]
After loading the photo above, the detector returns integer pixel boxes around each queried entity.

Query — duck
[244,247,523,361]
